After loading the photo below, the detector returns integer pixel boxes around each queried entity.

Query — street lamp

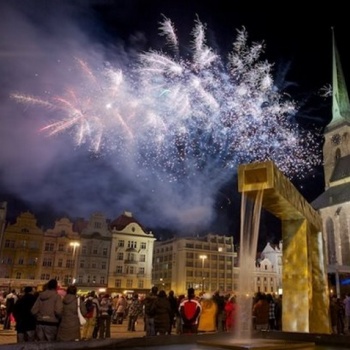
[70,241,80,284]
[199,255,207,292]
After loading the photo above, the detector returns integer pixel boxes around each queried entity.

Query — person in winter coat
[81,291,100,340]
[144,286,158,336]
[252,292,269,331]
[224,295,237,332]
[31,279,63,341]
[179,288,202,334]
[57,285,87,341]
[127,293,143,332]
[98,294,112,339]
[3,289,18,330]
[12,286,37,342]
[198,293,218,333]
[167,290,178,334]
[154,290,172,335]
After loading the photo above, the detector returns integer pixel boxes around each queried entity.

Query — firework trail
[11,17,322,228]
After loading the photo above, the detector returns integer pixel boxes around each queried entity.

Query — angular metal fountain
[237,160,330,334]
[199,161,330,350]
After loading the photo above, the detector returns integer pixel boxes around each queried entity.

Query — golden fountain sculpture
[238,160,331,334]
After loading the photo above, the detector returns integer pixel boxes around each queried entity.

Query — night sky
[0,0,348,247]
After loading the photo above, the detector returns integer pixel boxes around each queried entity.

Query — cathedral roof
[312,182,350,209]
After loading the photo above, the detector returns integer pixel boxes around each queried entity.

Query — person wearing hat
[178,288,202,334]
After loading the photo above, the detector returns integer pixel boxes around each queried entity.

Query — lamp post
[70,241,80,284]
[199,255,207,292]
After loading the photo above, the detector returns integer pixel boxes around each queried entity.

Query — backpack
[85,299,94,313]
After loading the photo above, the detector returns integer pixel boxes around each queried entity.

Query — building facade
[75,212,111,294]
[108,211,156,296]
[255,241,282,294]
[0,212,44,290]
[152,234,237,296]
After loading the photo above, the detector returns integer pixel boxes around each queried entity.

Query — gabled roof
[312,182,350,209]
[110,211,147,232]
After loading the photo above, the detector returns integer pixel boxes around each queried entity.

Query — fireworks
[12,17,322,221]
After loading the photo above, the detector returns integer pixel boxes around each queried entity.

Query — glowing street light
[70,241,80,284]
[199,255,207,292]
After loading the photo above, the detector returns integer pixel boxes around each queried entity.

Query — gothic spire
[331,27,350,126]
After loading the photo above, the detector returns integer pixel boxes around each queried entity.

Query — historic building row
[0,205,282,296]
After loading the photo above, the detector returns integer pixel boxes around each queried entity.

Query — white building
[255,242,282,294]
[108,211,155,296]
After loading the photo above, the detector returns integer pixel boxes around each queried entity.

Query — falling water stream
[234,189,264,340]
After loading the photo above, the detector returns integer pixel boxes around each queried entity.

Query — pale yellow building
[0,211,44,290]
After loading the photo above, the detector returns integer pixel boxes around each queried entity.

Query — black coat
[13,293,37,333]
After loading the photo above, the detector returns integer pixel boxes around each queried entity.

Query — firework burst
[12,17,322,226]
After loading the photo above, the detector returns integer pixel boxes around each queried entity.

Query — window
[115,279,121,288]
[94,222,102,229]
[18,258,24,265]
[4,240,15,248]
[16,272,21,279]
[66,259,73,268]
[58,259,63,267]
[138,267,145,274]
[141,242,146,249]
[102,248,108,256]
[118,240,124,247]
[127,241,137,248]
[100,276,105,284]
[117,253,124,260]
[140,255,145,262]
[138,280,144,289]
[80,260,85,268]
[44,243,55,251]
[41,273,50,280]
[116,266,123,273]
[127,253,135,261]
[78,275,83,283]
[28,258,38,266]
[126,279,133,288]
[43,258,52,267]
[91,262,97,269]
[82,246,87,255]
[92,247,98,254]
[58,244,64,251]
[101,261,106,269]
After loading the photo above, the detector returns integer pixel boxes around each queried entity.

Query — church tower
[313,29,350,296]
[322,29,350,188]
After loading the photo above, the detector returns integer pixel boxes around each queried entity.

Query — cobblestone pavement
[0,320,146,347]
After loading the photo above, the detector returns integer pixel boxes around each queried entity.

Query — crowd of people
[5,280,349,343]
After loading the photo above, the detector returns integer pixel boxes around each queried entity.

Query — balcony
[124,260,138,265]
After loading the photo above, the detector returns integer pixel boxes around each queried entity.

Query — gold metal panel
[238,161,321,230]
